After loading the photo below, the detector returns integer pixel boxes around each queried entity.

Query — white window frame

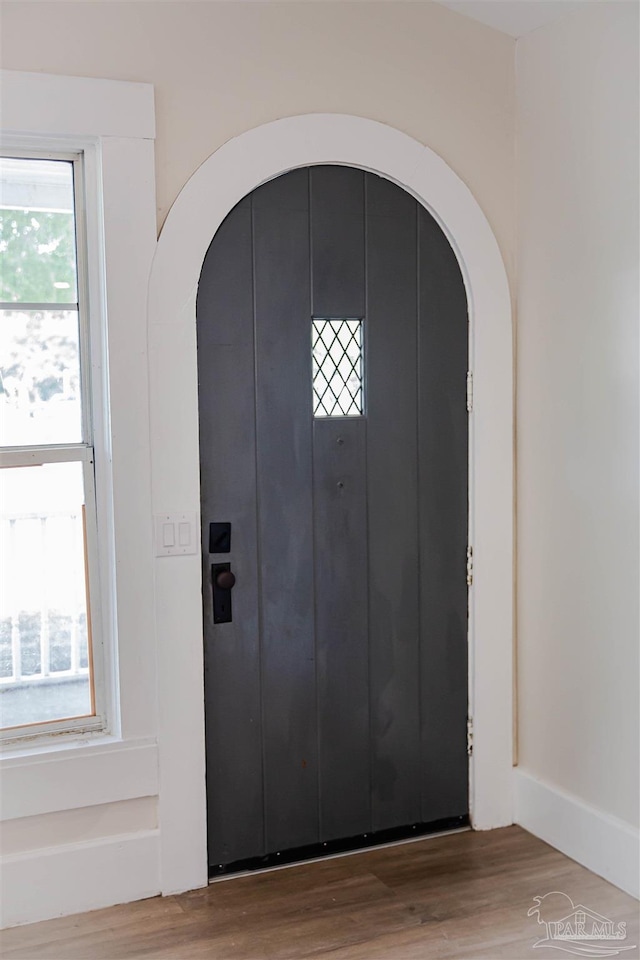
[0,72,157,765]
[0,143,110,742]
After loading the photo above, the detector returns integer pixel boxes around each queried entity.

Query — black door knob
[215,569,236,590]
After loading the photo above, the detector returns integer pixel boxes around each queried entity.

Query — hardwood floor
[2,827,638,960]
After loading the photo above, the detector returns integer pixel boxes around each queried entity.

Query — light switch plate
[154,512,198,557]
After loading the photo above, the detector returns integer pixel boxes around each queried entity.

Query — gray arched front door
[196,165,469,873]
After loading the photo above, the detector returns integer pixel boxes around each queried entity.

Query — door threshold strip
[209,815,470,883]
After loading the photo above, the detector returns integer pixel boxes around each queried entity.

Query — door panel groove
[363,172,373,837]
[250,193,268,861]
[416,196,424,820]
[308,169,323,844]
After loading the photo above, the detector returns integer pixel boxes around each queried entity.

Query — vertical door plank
[197,198,264,865]
[313,417,370,840]
[365,174,422,832]
[311,166,365,318]
[252,169,319,852]
[418,207,469,822]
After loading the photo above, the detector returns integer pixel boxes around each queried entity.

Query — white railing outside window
[0,511,92,729]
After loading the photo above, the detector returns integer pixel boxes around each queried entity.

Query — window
[312,318,364,417]
[0,153,103,738]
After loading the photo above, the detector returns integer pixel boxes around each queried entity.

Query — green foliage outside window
[0,209,77,304]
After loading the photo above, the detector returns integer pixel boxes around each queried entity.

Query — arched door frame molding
[148,114,513,895]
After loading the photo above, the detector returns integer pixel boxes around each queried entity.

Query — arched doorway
[148,115,513,895]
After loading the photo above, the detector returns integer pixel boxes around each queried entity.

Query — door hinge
[467,717,474,756]
[466,545,473,587]
[466,370,473,413]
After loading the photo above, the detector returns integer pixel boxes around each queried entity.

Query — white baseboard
[514,768,639,899]
[0,829,161,928]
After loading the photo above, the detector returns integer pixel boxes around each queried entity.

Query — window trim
[0,71,157,927]
[0,68,157,766]
[0,144,110,743]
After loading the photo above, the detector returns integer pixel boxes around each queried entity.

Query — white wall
[0,1,516,927]
[0,0,516,283]
[515,1,639,896]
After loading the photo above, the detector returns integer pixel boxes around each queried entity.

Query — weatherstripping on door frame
[148,114,513,898]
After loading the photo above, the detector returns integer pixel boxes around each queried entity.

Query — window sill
[0,732,155,765]
[0,716,106,751]
[0,736,158,821]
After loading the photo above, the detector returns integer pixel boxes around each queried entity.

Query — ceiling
[435,0,600,37]
[56,0,617,39]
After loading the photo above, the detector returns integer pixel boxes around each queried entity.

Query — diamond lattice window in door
[312,319,364,417]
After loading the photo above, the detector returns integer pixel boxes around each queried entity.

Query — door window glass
[312,318,363,417]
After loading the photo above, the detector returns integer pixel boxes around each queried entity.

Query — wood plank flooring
[2,827,638,960]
